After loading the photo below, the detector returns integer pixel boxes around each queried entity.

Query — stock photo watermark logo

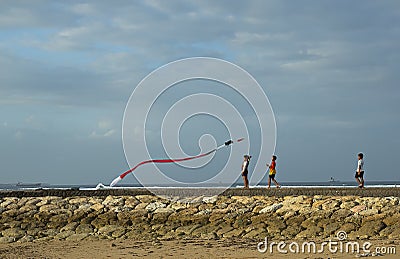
[257,231,396,256]
[122,57,276,197]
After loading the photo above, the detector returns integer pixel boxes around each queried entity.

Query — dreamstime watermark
[257,231,396,255]
[122,57,276,198]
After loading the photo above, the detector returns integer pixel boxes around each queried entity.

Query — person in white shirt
[241,155,251,189]
[355,153,365,188]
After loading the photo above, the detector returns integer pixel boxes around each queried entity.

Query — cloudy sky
[1,1,399,185]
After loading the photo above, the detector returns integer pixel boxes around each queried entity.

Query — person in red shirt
[266,155,281,188]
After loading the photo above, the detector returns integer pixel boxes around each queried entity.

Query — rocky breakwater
[0,195,399,244]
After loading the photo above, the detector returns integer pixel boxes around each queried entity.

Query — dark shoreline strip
[0,187,399,198]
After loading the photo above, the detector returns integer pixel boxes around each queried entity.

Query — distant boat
[329,177,340,183]
[16,182,42,188]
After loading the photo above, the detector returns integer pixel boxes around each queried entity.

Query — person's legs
[360,171,365,188]
[273,178,280,188]
[267,176,271,188]
[243,175,249,189]
[355,172,362,187]
[355,177,361,185]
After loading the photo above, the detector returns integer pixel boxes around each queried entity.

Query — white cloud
[25,115,35,124]
[89,129,116,138]
[14,130,23,140]
[89,119,117,138]
[98,119,112,130]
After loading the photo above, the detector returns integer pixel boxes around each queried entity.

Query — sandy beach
[0,239,398,258]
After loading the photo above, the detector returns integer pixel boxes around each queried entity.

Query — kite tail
[109,138,244,187]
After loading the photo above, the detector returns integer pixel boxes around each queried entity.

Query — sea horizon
[1,180,399,191]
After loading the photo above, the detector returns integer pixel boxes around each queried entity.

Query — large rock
[266,218,286,233]
[98,225,125,237]
[359,209,379,217]
[76,224,94,234]
[202,196,218,204]
[18,235,34,243]
[296,226,323,239]
[331,209,352,221]
[349,220,385,239]
[38,204,59,213]
[383,213,400,226]
[192,224,220,237]
[146,202,166,212]
[285,215,306,226]
[69,197,89,204]
[0,237,15,243]
[388,227,400,239]
[56,230,75,240]
[379,223,400,238]
[231,196,255,205]
[259,203,283,213]
[90,203,104,212]
[175,224,201,235]
[2,228,26,239]
[124,197,139,208]
[337,223,357,234]
[60,222,79,232]
[321,199,341,211]
[135,195,156,203]
[102,196,124,207]
[350,205,366,214]
[281,225,303,238]
[324,222,341,235]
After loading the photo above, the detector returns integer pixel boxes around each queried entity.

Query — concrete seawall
[1,187,400,198]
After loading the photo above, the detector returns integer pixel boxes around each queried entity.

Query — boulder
[2,228,25,239]
[349,220,385,239]
[145,202,166,212]
[296,226,323,239]
[56,230,75,240]
[202,196,218,204]
[350,205,366,214]
[102,196,124,207]
[76,224,94,234]
[331,209,352,221]
[90,203,104,212]
[383,213,400,226]
[61,222,79,232]
[359,209,379,217]
[0,237,15,243]
[259,203,283,213]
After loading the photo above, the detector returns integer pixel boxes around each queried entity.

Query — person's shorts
[242,170,248,177]
[269,174,276,179]
[355,171,364,178]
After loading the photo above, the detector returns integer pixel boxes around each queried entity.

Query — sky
[1,0,399,185]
